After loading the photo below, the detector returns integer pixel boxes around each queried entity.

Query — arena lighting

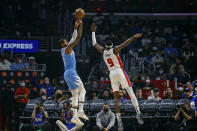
[17,71,22,77]
[10,71,14,77]
[40,72,45,77]
[25,72,29,77]
[1,71,7,77]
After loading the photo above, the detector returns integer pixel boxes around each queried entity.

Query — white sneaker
[78,112,89,120]
[71,117,84,127]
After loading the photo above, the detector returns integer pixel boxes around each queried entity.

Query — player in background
[91,23,144,128]
[58,19,88,127]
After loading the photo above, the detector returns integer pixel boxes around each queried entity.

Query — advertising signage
[0,40,39,53]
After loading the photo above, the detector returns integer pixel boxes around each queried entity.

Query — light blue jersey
[61,48,76,71]
[61,47,82,90]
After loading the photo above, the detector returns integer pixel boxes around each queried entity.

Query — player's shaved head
[58,38,68,48]
[104,39,113,49]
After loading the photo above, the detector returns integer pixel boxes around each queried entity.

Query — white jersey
[103,48,123,71]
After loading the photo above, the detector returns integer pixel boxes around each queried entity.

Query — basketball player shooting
[58,19,88,127]
[91,23,144,127]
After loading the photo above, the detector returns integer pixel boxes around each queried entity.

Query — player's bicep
[94,44,104,54]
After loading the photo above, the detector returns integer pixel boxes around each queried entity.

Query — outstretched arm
[65,20,83,55]
[91,23,104,54]
[113,33,142,55]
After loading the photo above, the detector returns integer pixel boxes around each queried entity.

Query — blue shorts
[64,70,82,90]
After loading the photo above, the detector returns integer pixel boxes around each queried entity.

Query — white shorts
[109,68,132,92]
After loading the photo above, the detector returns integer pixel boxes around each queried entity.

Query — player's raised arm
[65,20,83,55]
[113,33,142,55]
[91,23,104,54]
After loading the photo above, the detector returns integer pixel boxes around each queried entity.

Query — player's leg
[64,72,84,126]
[120,69,144,124]
[77,77,89,120]
[110,71,124,131]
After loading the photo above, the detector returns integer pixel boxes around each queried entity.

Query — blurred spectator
[151,52,164,69]
[11,56,24,70]
[54,90,64,103]
[24,56,38,70]
[170,58,185,79]
[37,88,47,102]
[93,11,104,25]
[148,88,161,101]
[141,33,151,46]
[33,76,55,98]
[29,83,40,99]
[102,89,110,100]
[136,88,145,101]
[0,56,11,70]
[90,90,98,100]
[182,87,193,100]
[163,87,176,99]
[56,102,81,131]
[193,83,197,96]
[119,90,127,102]
[175,103,195,130]
[14,80,29,130]
[0,83,15,131]
[182,40,195,60]
[32,102,49,131]
[164,44,178,57]
[96,104,115,131]
[191,95,197,116]
[155,67,168,80]
[176,83,185,99]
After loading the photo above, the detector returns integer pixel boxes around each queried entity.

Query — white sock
[126,87,141,114]
[78,84,86,113]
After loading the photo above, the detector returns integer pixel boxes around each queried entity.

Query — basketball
[75,8,85,19]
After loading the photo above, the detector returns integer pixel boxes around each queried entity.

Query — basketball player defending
[91,23,144,127]
[58,19,88,126]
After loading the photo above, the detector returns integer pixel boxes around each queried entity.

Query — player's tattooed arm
[113,33,142,55]
[91,23,104,54]
[65,20,83,55]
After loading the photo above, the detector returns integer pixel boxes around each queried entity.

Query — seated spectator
[191,95,197,117]
[182,87,193,100]
[90,90,98,100]
[119,90,127,102]
[96,104,115,131]
[102,89,110,100]
[175,83,185,99]
[170,58,185,80]
[32,102,49,130]
[151,52,164,69]
[148,88,161,101]
[163,87,177,99]
[36,88,47,102]
[24,56,38,70]
[193,83,197,96]
[29,84,40,99]
[14,80,29,129]
[175,103,195,130]
[56,102,81,131]
[141,33,151,46]
[164,44,178,57]
[10,56,24,70]
[136,88,145,101]
[33,76,55,98]
[54,90,64,103]
[0,56,11,70]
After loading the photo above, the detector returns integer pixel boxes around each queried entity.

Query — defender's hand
[133,33,142,39]
[91,23,97,32]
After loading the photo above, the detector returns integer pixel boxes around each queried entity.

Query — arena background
[0,0,197,131]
